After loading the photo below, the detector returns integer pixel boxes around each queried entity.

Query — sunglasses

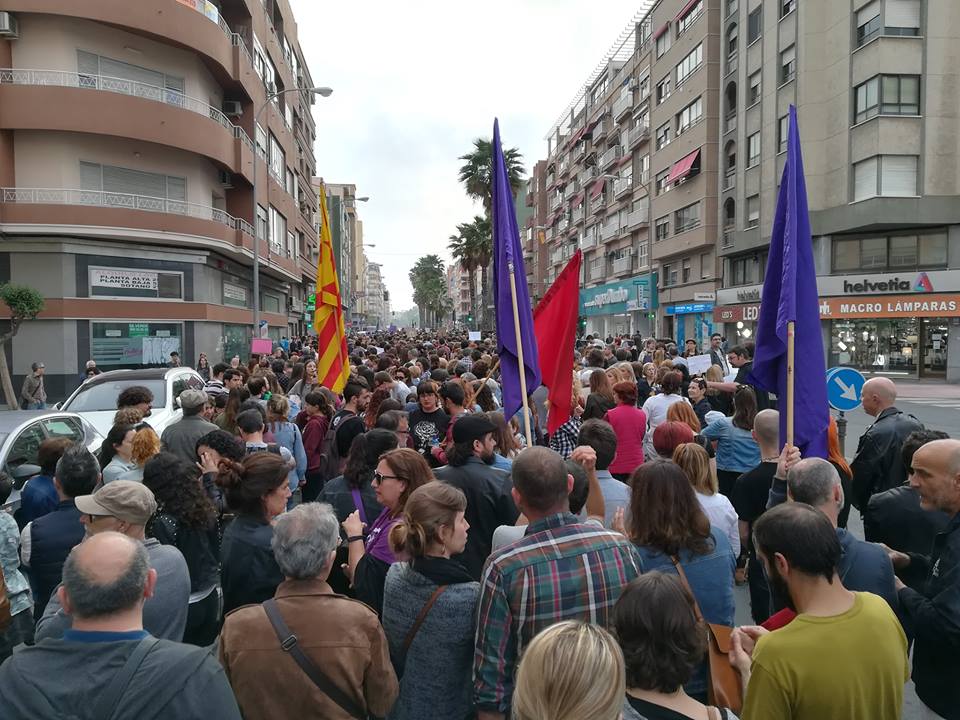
[373,471,407,484]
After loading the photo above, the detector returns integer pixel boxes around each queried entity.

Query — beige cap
[75,481,157,525]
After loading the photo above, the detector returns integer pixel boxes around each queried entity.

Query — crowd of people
[0,329,957,720]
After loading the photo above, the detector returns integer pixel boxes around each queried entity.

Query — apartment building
[0,0,320,398]
[537,0,720,344]
[364,261,384,329]
[523,162,550,305]
[714,0,960,381]
[321,182,365,326]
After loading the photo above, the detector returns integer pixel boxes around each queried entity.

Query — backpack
[316,413,352,481]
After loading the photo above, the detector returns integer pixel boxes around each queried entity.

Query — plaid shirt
[473,512,639,714]
[549,416,582,459]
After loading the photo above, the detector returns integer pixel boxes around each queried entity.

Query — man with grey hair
[0,531,241,718]
[786,457,898,614]
[219,503,398,719]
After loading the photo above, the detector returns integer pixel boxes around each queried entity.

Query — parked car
[59,367,205,438]
[0,411,104,513]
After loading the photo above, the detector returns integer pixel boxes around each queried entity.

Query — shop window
[91,322,181,368]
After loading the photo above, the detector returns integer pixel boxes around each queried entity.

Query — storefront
[663,299,715,351]
[714,270,960,380]
[580,275,657,338]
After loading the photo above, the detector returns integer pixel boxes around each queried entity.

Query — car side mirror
[53,402,62,410]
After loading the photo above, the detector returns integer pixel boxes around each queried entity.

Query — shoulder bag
[402,585,447,655]
[671,557,742,714]
[263,598,368,720]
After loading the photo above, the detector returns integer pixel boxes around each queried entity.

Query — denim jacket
[269,421,307,490]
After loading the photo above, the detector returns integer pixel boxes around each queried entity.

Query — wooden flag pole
[786,320,795,446]
[508,262,534,448]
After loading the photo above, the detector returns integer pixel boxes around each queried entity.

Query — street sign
[825,366,866,412]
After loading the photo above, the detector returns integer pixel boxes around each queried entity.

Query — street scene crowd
[0,329,956,720]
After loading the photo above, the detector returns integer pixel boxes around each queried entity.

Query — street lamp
[252,85,332,337]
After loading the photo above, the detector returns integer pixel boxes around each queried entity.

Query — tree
[408,255,448,329]
[447,215,492,328]
[0,284,44,409]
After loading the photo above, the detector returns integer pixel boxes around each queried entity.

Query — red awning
[548,210,562,226]
[589,178,605,198]
[652,23,670,40]
[675,0,700,21]
[565,125,587,149]
[570,191,585,208]
[666,148,701,184]
[616,153,633,169]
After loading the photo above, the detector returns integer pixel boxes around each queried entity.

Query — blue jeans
[26,401,45,410]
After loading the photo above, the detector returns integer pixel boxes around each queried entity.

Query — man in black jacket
[850,376,923,511]
[435,414,518,580]
[884,438,960,719]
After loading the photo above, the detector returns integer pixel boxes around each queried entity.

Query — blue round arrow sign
[825,367,866,412]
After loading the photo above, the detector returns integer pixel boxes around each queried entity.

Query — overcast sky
[290,0,646,309]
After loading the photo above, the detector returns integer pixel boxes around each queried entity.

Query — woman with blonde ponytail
[381,483,479,720]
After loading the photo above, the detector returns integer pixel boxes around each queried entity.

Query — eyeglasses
[373,471,407,484]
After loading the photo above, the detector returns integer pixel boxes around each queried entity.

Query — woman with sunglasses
[342,448,433,616]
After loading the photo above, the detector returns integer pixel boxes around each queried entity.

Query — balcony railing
[628,123,649,147]
[573,141,586,160]
[571,205,584,224]
[723,171,736,190]
[724,113,737,134]
[559,157,570,175]
[627,205,649,228]
[0,69,255,152]
[580,168,597,187]
[546,172,557,188]
[614,176,633,197]
[612,256,633,274]
[613,91,633,121]
[558,215,570,233]
[601,218,620,241]
[592,117,609,141]
[549,194,563,211]
[589,263,606,281]
[600,146,620,169]
[1,187,249,233]
[581,231,598,249]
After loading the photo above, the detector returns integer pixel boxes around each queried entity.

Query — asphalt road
[733,389,960,718]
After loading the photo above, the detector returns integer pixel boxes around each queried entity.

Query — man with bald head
[850,376,923,511]
[884,438,960,719]
[0,532,241,719]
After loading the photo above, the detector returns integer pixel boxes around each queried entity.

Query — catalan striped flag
[313,182,351,394]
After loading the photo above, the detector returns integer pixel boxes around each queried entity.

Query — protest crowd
[0,327,956,720]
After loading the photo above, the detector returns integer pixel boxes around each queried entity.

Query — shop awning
[652,23,670,40]
[589,178,606,198]
[675,0,700,21]
[666,148,701,184]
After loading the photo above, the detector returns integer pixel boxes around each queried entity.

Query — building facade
[0,0,320,398]
[364,261,385,329]
[714,0,960,381]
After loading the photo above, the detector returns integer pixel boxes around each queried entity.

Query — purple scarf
[365,507,401,565]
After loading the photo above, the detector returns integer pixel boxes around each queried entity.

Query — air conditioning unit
[0,12,19,38]
[218,170,234,188]
[223,100,242,117]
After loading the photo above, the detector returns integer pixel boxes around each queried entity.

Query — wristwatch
[347,535,364,543]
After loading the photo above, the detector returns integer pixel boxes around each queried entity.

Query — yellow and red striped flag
[313,182,351,394]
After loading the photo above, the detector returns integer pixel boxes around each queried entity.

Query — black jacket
[850,407,923,510]
[864,484,952,559]
[898,513,960,719]
[435,458,518,580]
[220,514,283,614]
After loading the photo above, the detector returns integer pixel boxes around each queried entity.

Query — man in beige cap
[35,481,190,642]
[161,388,219,465]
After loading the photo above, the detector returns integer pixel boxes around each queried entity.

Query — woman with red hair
[827,415,854,528]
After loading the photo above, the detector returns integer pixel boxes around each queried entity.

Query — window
[656,29,672,58]
[884,0,920,35]
[675,202,701,233]
[727,0,739,18]
[778,115,789,153]
[677,0,703,34]
[731,256,750,285]
[268,133,284,183]
[89,323,181,369]
[781,0,796,17]
[676,96,703,134]
[682,258,692,283]
[656,75,671,105]
[656,169,672,195]
[639,74,650,99]
[855,75,919,122]
[663,263,679,286]
[76,51,185,101]
[833,233,948,272]
[255,123,268,161]
[727,24,739,59]
[287,231,297,259]
[748,71,761,105]
[676,43,703,85]
[655,122,671,150]
[856,1,881,46]
[748,7,762,43]
[746,194,760,227]
[747,132,761,167]
[89,266,183,300]
[256,204,269,241]
[701,252,712,279]
[655,215,670,241]
[780,46,796,84]
[724,198,736,226]
[854,155,918,199]
[637,239,649,268]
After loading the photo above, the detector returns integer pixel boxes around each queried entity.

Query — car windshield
[64,379,167,412]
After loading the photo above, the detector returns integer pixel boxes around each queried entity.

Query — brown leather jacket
[218,578,398,719]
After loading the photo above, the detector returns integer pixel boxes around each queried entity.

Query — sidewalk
[891,379,960,399]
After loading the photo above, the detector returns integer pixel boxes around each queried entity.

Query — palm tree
[408,254,447,328]
[458,138,526,214]
[447,215,492,327]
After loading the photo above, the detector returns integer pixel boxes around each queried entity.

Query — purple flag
[492,119,541,419]
[747,105,829,458]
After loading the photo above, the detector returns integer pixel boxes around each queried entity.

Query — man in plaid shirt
[473,446,639,719]
[549,413,582,460]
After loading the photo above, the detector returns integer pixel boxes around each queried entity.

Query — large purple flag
[492,118,541,419]
[747,105,829,458]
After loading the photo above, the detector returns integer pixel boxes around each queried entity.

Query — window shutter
[102,166,166,198]
[100,57,164,88]
[77,50,99,76]
[854,157,878,200]
[165,176,187,202]
[80,162,102,191]
[857,0,879,25]
[881,155,917,196]
[884,0,920,28]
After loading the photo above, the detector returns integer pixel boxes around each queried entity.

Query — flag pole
[508,261,533,448]
[786,320,795,446]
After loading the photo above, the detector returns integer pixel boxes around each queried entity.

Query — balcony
[724,113,737,135]
[558,215,570,233]
[723,171,736,191]
[613,91,633,122]
[601,218,620,242]
[592,192,607,215]
[546,172,557,189]
[614,176,633,197]
[0,69,256,181]
[612,255,633,274]
[600,146,620,169]
[580,168,597,187]
[571,205,584,224]
[592,117,609,142]
[549,194,563,211]
[627,204,649,228]
[559,157,570,176]
[580,230,598,249]
[573,141,586,160]
[628,123,649,148]
[588,263,606,282]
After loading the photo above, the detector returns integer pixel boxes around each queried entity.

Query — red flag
[533,250,582,435]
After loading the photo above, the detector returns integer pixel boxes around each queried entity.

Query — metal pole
[836,409,847,456]
[252,101,266,342]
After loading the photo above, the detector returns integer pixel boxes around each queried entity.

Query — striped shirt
[473,512,640,714]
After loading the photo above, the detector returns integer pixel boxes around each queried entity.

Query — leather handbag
[671,557,743,713]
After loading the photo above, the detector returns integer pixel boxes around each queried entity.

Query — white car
[59,367,206,438]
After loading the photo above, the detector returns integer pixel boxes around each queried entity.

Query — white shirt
[641,393,690,458]
[696,491,741,557]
